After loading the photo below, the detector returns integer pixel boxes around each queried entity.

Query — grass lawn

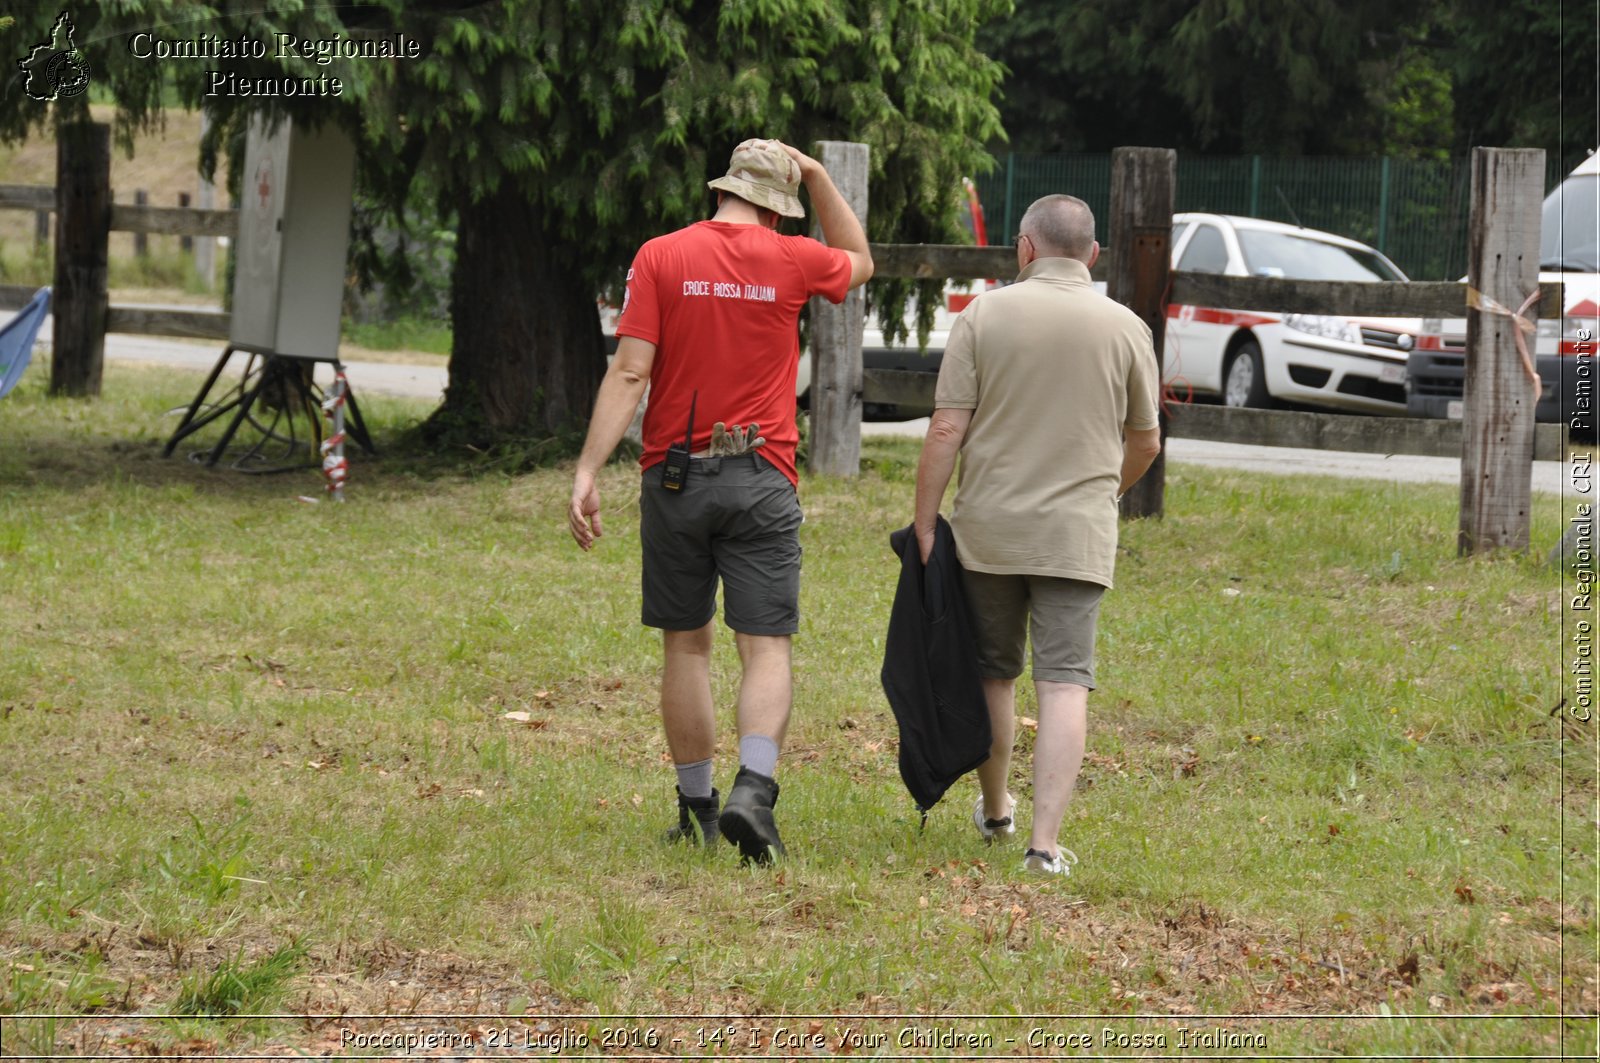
[341,317,452,359]
[0,362,1593,1058]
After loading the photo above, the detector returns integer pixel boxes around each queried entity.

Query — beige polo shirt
[933,256,1159,588]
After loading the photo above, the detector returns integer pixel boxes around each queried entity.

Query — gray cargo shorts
[638,452,802,635]
[961,570,1105,688]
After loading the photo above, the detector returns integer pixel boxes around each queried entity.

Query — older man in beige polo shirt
[913,193,1163,877]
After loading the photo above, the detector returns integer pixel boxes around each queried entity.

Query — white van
[1406,151,1599,432]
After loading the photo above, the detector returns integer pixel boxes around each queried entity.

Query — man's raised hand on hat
[775,141,821,180]
[775,141,875,290]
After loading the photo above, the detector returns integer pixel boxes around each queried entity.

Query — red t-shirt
[617,220,853,486]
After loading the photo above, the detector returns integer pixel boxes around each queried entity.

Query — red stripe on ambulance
[1165,306,1278,329]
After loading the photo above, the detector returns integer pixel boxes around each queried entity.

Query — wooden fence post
[52,121,111,398]
[133,189,149,258]
[1109,147,1176,520]
[1458,147,1545,555]
[178,192,193,255]
[808,140,869,478]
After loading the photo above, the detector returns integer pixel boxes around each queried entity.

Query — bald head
[1019,195,1096,262]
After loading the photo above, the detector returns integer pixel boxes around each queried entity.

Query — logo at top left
[18,11,92,102]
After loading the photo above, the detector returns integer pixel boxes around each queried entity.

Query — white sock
[738,735,779,778]
[674,758,714,799]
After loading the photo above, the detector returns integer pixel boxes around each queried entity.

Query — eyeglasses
[1014,232,1031,248]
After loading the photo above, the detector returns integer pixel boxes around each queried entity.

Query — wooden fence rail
[866,243,1563,319]
[1,183,236,237]
[1168,274,1563,319]
[109,203,235,238]
[0,184,53,210]
[0,282,41,307]
[867,243,1015,280]
[105,305,230,341]
[0,178,234,341]
[864,369,1565,460]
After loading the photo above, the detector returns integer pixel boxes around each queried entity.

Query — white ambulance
[1164,213,1420,414]
[1406,152,1599,433]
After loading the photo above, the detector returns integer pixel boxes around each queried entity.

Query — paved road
[99,331,453,403]
[850,416,1571,496]
[89,328,1573,495]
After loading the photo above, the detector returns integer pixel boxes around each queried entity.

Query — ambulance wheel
[1223,340,1270,408]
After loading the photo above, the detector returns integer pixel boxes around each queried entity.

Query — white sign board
[228,116,356,360]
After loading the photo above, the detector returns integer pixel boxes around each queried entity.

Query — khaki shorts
[960,571,1105,688]
[638,453,802,635]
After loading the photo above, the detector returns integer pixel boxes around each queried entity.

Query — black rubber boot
[664,787,721,846]
[718,767,785,864]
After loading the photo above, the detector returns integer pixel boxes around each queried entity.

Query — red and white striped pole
[320,369,350,502]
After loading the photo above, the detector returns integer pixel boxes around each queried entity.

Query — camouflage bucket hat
[707,138,805,219]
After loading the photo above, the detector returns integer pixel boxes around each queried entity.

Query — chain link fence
[976,153,1582,281]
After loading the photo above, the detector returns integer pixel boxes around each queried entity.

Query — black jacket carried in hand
[881,516,991,812]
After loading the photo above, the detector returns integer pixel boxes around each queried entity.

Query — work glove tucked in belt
[708,421,765,457]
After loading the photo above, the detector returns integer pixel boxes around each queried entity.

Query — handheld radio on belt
[661,390,696,492]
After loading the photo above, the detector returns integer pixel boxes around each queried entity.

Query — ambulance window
[1542,174,1598,273]
[1178,224,1228,274]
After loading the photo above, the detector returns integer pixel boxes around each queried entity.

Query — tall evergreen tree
[981,0,1441,156]
[1446,0,1596,166]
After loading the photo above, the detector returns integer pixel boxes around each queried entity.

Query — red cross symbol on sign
[255,161,273,209]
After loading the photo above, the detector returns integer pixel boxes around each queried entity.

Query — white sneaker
[972,793,1015,842]
[1022,847,1079,877]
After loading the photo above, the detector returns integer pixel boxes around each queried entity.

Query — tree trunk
[53,121,110,398]
[432,184,605,441]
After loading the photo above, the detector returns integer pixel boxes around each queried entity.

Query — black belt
[687,451,763,475]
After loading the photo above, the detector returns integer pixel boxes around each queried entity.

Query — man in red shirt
[569,139,873,863]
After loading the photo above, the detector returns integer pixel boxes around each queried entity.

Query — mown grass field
[0,362,1594,1059]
